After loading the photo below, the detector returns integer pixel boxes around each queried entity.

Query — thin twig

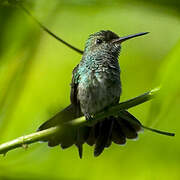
[18,3,84,54]
[0,88,159,155]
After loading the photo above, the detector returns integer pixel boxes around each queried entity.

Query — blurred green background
[0,0,180,179]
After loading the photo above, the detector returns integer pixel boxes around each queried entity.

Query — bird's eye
[96,39,103,44]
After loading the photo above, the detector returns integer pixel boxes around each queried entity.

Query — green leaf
[147,40,180,127]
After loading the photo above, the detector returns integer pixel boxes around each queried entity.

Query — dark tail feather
[120,110,142,132]
[116,117,138,139]
[86,127,96,146]
[105,119,114,148]
[94,118,114,157]
[105,133,112,148]
[76,144,83,159]
[76,127,91,158]
[86,122,101,146]
[112,120,126,145]
[60,127,77,149]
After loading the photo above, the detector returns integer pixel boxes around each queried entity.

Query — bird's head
[83,30,148,58]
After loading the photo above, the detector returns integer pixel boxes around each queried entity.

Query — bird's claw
[85,114,93,121]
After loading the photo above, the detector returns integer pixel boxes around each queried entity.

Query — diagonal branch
[8,0,84,54]
[0,87,159,155]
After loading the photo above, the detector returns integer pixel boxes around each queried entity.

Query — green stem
[0,127,59,155]
[0,87,159,155]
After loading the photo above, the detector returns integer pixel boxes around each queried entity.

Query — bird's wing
[70,64,86,158]
[70,64,80,109]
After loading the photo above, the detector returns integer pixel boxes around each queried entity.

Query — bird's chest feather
[77,66,121,115]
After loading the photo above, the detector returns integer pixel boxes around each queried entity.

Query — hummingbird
[38,30,174,158]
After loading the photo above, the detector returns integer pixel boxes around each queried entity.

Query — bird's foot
[85,114,94,121]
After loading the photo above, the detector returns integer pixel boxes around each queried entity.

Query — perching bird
[38,30,174,158]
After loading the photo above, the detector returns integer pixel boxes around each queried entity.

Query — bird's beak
[112,32,149,44]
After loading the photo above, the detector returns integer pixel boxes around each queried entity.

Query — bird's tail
[38,106,175,158]
[89,111,143,157]
[87,110,174,157]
